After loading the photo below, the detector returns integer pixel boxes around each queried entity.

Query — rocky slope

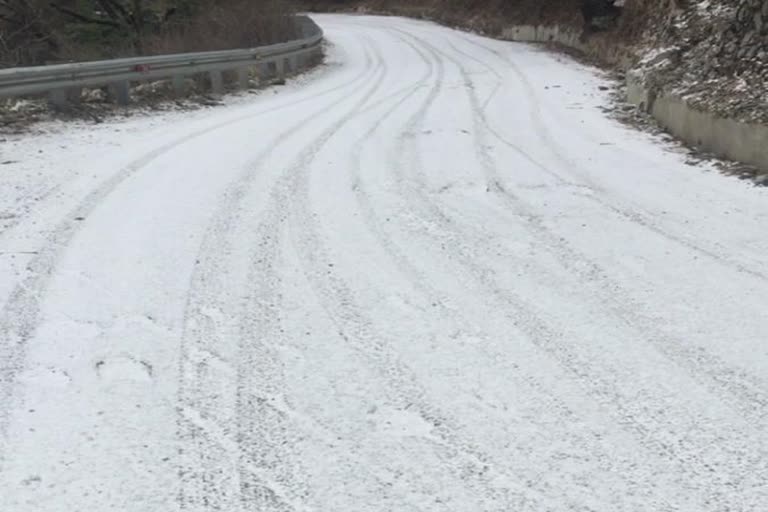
[627,0,768,123]
[307,0,768,124]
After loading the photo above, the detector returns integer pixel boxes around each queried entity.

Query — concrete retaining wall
[630,76,768,171]
[500,25,768,172]
[501,25,585,49]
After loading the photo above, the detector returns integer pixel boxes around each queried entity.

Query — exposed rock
[627,0,768,124]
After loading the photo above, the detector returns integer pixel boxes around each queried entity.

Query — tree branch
[49,4,122,27]
[96,0,131,23]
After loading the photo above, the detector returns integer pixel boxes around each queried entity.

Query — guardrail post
[172,75,188,97]
[276,59,285,79]
[48,89,67,108]
[237,67,250,89]
[48,87,81,108]
[257,62,270,82]
[109,81,130,105]
[67,87,82,105]
[209,70,224,95]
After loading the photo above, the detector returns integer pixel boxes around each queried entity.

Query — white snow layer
[1,14,767,512]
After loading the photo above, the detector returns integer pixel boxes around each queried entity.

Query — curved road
[2,14,768,512]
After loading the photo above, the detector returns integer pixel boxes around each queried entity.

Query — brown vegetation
[0,0,299,67]
[302,0,588,33]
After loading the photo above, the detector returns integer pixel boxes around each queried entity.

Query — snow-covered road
[2,14,768,512]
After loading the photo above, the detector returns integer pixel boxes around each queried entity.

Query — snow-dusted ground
[1,14,768,512]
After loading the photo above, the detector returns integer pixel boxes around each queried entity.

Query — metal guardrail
[0,15,323,105]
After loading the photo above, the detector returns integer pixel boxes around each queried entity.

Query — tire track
[377,28,712,510]
[231,35,393,511]
[176,39,382,511]
[363,24,767,511]
[453,33,768,282]
[232,36,439,510]
[437,34,768,430]
[288,29,557,512]
[344,28,681,512]
[340,23,762,508]
[259,28,548,511]
[0,41,384,455]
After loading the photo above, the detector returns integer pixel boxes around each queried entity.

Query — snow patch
[95,355,153,382]
[368,405,435,438]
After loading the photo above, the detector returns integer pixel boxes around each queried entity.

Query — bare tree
[1,0,298,66]
[0,1,60,66]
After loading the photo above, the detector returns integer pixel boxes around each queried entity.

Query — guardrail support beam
[70,87,82,104]
[48,89,67,108]
[172,75,188,97]
[237,67,250,89]
[257,62,270,82]
[109,81,130,105]
[48,87,81,108]
[209,70,224,95]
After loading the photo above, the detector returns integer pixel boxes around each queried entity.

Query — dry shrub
[304,0,586,33]
[1,0,301,66]
[0,1,60,66]
[147,0,300,55]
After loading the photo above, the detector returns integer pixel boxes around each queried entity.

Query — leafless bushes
[0,0,300,67]
[145,0,299,56]
[304,0,587,30]
[0,1,60,67]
